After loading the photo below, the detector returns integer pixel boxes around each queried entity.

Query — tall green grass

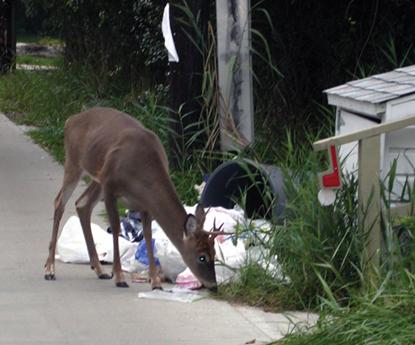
[16,55,64,67]
[218,137,415,336]
[0,69,97,162]
[281,286,415,345]
[217,137,366,310]
[17,34,63,46]
[269,156,415,344]
[274,163,363,308]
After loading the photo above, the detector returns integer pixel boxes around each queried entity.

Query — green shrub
[47,0,167,88]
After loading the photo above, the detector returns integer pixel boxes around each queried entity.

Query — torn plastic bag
[214,235,247,284]
[135,238,161,267]
[107,210,143,243]
[175,267,202,289]
[184,205,245,233]
[56,216,140,273]
[175,234,247,286]
[152,224,186,282]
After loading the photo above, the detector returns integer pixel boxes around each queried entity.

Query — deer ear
[195,203,206,227]
[184,214,198,237]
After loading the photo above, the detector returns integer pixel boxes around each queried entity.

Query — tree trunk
[0,0,16,73]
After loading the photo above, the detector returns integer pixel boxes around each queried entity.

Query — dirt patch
[4,111,27,124]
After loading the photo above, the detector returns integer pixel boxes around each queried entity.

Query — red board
[321,145,341,189]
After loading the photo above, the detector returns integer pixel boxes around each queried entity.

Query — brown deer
[44,107,225,290]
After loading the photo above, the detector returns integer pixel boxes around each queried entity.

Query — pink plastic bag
[175,267,202,289]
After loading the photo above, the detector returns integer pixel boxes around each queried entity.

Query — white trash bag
[56,216,139,273]
[151,222,187,282]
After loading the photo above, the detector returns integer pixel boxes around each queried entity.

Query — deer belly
[120,196,145,213]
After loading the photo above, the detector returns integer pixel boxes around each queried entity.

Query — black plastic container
[201,159,286,219]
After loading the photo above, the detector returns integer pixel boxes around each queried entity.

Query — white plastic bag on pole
[162,3,179,62]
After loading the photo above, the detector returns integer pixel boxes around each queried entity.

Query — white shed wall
[383,94,415,200]
[336,110,382,175]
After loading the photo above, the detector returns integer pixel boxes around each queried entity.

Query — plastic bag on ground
[151,205,246,283]
[135,238,160,267]
[214,236,247,284]
[151,223,186,282]
[175,267,202,289]
[56,216,140,273]
[184,205,245,234]
[107,210,143,243]
[57,206,280,285]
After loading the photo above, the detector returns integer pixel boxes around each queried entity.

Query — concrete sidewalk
[0,113,317,345]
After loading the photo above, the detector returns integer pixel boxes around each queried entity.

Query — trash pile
[56,205,282,287]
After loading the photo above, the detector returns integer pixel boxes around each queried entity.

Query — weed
[217,263,288,311]
[17,34,63,46]
[0,67,202,202]
[16,55,63,67]
[282,285,415,345]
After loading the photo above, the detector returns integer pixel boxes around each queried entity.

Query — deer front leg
[75,181,111,280]
[104,192,128,288]
[141,212,162,290]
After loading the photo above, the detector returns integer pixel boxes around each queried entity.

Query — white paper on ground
[138,287,207,303]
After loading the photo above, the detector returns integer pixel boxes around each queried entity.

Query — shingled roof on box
[325,65,415,104]
[324,65,415,117]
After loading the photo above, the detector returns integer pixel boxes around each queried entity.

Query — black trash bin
[200,159,286,219]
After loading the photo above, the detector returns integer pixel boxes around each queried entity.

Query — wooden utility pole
[0,0,16,73]
[168,0,209,168]
[216,0,254,151]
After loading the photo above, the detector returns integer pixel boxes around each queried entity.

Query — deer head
[180,204,227,291]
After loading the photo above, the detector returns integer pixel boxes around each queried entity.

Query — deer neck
[150,192,187,251]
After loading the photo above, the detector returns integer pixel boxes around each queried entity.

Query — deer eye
[198,255,207,263]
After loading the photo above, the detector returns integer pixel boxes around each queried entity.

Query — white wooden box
[325,66,415,201]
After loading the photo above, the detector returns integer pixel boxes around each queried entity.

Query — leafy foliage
[251,0,415,141]
[16,0,415,147]
[42,0,167,88]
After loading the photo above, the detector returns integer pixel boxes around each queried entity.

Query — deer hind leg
[104,192,128,288]
[45,167,81,280]
[75,181,112,280]
[141,212,162,290]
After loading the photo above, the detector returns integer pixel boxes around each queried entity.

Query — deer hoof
[44,273,56,281]
[152,286,163,291]
[116,281,129,288]
[99,273,113,280]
